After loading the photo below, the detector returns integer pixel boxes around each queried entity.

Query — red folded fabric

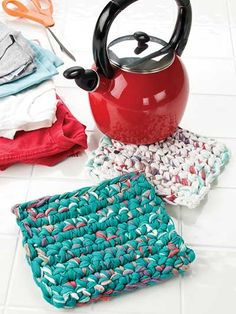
[0,96,87,170]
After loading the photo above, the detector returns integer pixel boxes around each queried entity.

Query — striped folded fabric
[12,173,195,308]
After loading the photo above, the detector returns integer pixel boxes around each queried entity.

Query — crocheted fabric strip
[87,128,230,208]
[12,173,195,308]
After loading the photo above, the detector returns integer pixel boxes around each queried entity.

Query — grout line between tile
[190,92,236,97]
[215,186,236,190]
[54,83,236,97]
[58,87,236,97]
[226,0,236,74]
[4,304,95,313]
[0,176,32,181]
[54,46,234,63]
[179,207,183,237]
[0,175,92,182]
[0,233,17,238]
[184,55,235,61]
[3,171,33,308]
[2,238,18,314]
[227,1,236,54]
[45,28,56,55]
[29,178,93,184]
[55,84,88,89]
[179,276,183,314]
[212,136,236,140]
[1,176,236,192]
[213,186,236,191]
[185,244,236,252]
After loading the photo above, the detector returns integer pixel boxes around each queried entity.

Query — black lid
[108,32,175,73]
[93,0,192,78]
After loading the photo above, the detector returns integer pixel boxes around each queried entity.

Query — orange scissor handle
[2,0,55,27]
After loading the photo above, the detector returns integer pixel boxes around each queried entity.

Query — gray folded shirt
[0,22,37,85]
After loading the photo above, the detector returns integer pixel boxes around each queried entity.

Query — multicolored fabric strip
[87,128,230,208]
[12,173,195,308]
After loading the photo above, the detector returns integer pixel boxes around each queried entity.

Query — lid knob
[133,31,150,55]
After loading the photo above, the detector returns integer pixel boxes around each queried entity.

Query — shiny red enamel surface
[89,55,189,144]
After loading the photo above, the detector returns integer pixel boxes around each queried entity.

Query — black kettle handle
[93,0,192,79]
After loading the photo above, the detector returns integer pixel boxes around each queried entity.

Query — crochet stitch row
[87,128,230,208]
[12,173,195,308]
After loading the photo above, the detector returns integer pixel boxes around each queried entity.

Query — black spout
[63,67,99,92]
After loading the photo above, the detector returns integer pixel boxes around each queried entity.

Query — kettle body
[64,0,192,144]
[89,55,188,144]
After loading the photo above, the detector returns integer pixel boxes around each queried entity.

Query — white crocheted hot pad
[87,128,230,208]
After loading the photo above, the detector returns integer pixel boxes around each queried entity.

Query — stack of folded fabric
[0,81,57,139]
[0,22,87,170]
[0,23,36,85]
[0,22,63,96]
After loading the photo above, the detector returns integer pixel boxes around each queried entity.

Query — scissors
[2,0,76,61]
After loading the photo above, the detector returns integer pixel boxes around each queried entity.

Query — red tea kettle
[64,0,192,144]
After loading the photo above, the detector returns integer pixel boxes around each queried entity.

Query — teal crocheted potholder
[12,173,195,309]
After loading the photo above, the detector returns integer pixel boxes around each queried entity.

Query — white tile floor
[0,0,235,313]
